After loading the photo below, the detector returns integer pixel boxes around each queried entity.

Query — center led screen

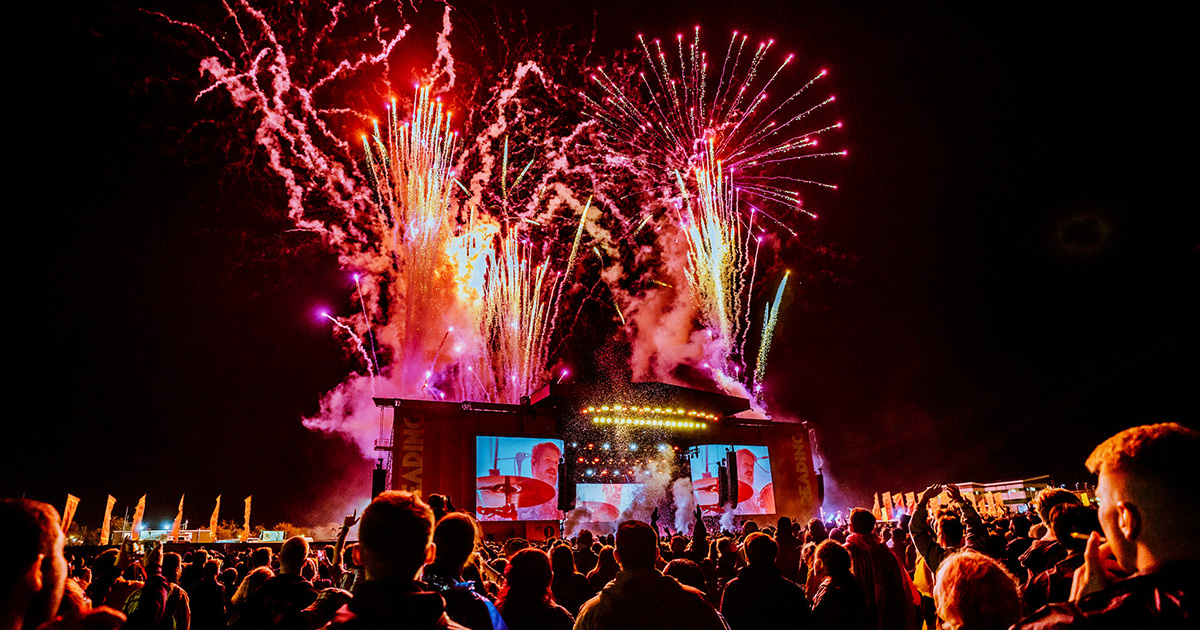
[689,444,776,515]
[476,436,564,521]
[574,483,645,523]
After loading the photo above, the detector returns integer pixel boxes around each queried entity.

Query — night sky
[10,1,1195,530]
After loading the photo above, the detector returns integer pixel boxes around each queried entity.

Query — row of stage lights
[569,442,681,479]
[583,405,719,420]
[590,416,708,429]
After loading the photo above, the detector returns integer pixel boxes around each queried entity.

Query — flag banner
[242,495,252,541]
[170,495,185,541]
[62,494,80,534]
[209,495,221,539]
[906,492,917,509]
[100,495,116,546]
[872,493,881,520]
[131,495,146,541]
[882,492,893,520]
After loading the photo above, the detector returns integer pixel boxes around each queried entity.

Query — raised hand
[944,484,965,504]
[919,484,941,503]
[1070,532,1124,602]
[143,540,164,570]
[342,509,360,530]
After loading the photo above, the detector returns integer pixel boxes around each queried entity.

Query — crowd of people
[4,422,1195,629]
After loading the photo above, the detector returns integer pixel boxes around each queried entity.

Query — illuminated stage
[375,381,821,540]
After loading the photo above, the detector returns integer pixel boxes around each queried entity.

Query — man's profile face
[1095,470,1137,572]
[532,445,560,486]
[737,449,755,486]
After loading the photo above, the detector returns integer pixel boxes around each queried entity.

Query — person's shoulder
[549,603,576,626]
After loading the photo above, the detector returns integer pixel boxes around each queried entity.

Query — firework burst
[587,26,844,223]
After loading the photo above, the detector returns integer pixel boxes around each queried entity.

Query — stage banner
[62,494,80,534]
[131,495,146,541]
[242,496,252,541]
[209,496,221,539]
[100,495,116,546]
[763,423,819,522]
[170,495,185,541]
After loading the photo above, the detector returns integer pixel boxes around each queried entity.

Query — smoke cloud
[672,477,696,534]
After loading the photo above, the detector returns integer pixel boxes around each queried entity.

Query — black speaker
[717,461,730,507]
[816,469,825,506]
[725,448,740,508]
[371,460,387,498]
[557,457,577,511]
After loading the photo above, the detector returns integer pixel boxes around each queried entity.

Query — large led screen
[689,444,776,515]
[574,484,646,523]
[476,436,564,521]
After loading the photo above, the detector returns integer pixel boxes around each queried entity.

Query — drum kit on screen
[475,474,554,520]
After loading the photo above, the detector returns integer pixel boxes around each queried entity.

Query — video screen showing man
[689,444,776,515]
[476,436,563,521]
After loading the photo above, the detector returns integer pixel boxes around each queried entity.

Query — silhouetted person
[573,531,598,576]
[550,544,595,616]
[125,550,190,630]
[188,561,226,630]
[844,508,918,630]
[1023,504,1100,611]
[573,520,724,630]
[585,547,617,592]
[421,512,501,630]
[234,536,317,630]
[323,491,467,629]
[496,548,572,630]
[809,540,870,630]
[1019,488,1082,582]
[719,532,810,630]
[775,517,804,582]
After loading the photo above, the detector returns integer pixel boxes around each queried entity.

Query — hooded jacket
[572,569,725,630]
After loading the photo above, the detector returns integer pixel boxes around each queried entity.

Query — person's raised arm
[909,484,942,566]
[945,484,985,551]
[332,510,359,567]
[124,541,168,630]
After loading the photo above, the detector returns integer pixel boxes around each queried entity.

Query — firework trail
[353,274,382,381]
[753,272,789,402]
[321,311,376,386]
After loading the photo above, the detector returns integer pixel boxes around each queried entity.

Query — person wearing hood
[573,520,725,630]
[844,508,920,630]
[719,532,810,629]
